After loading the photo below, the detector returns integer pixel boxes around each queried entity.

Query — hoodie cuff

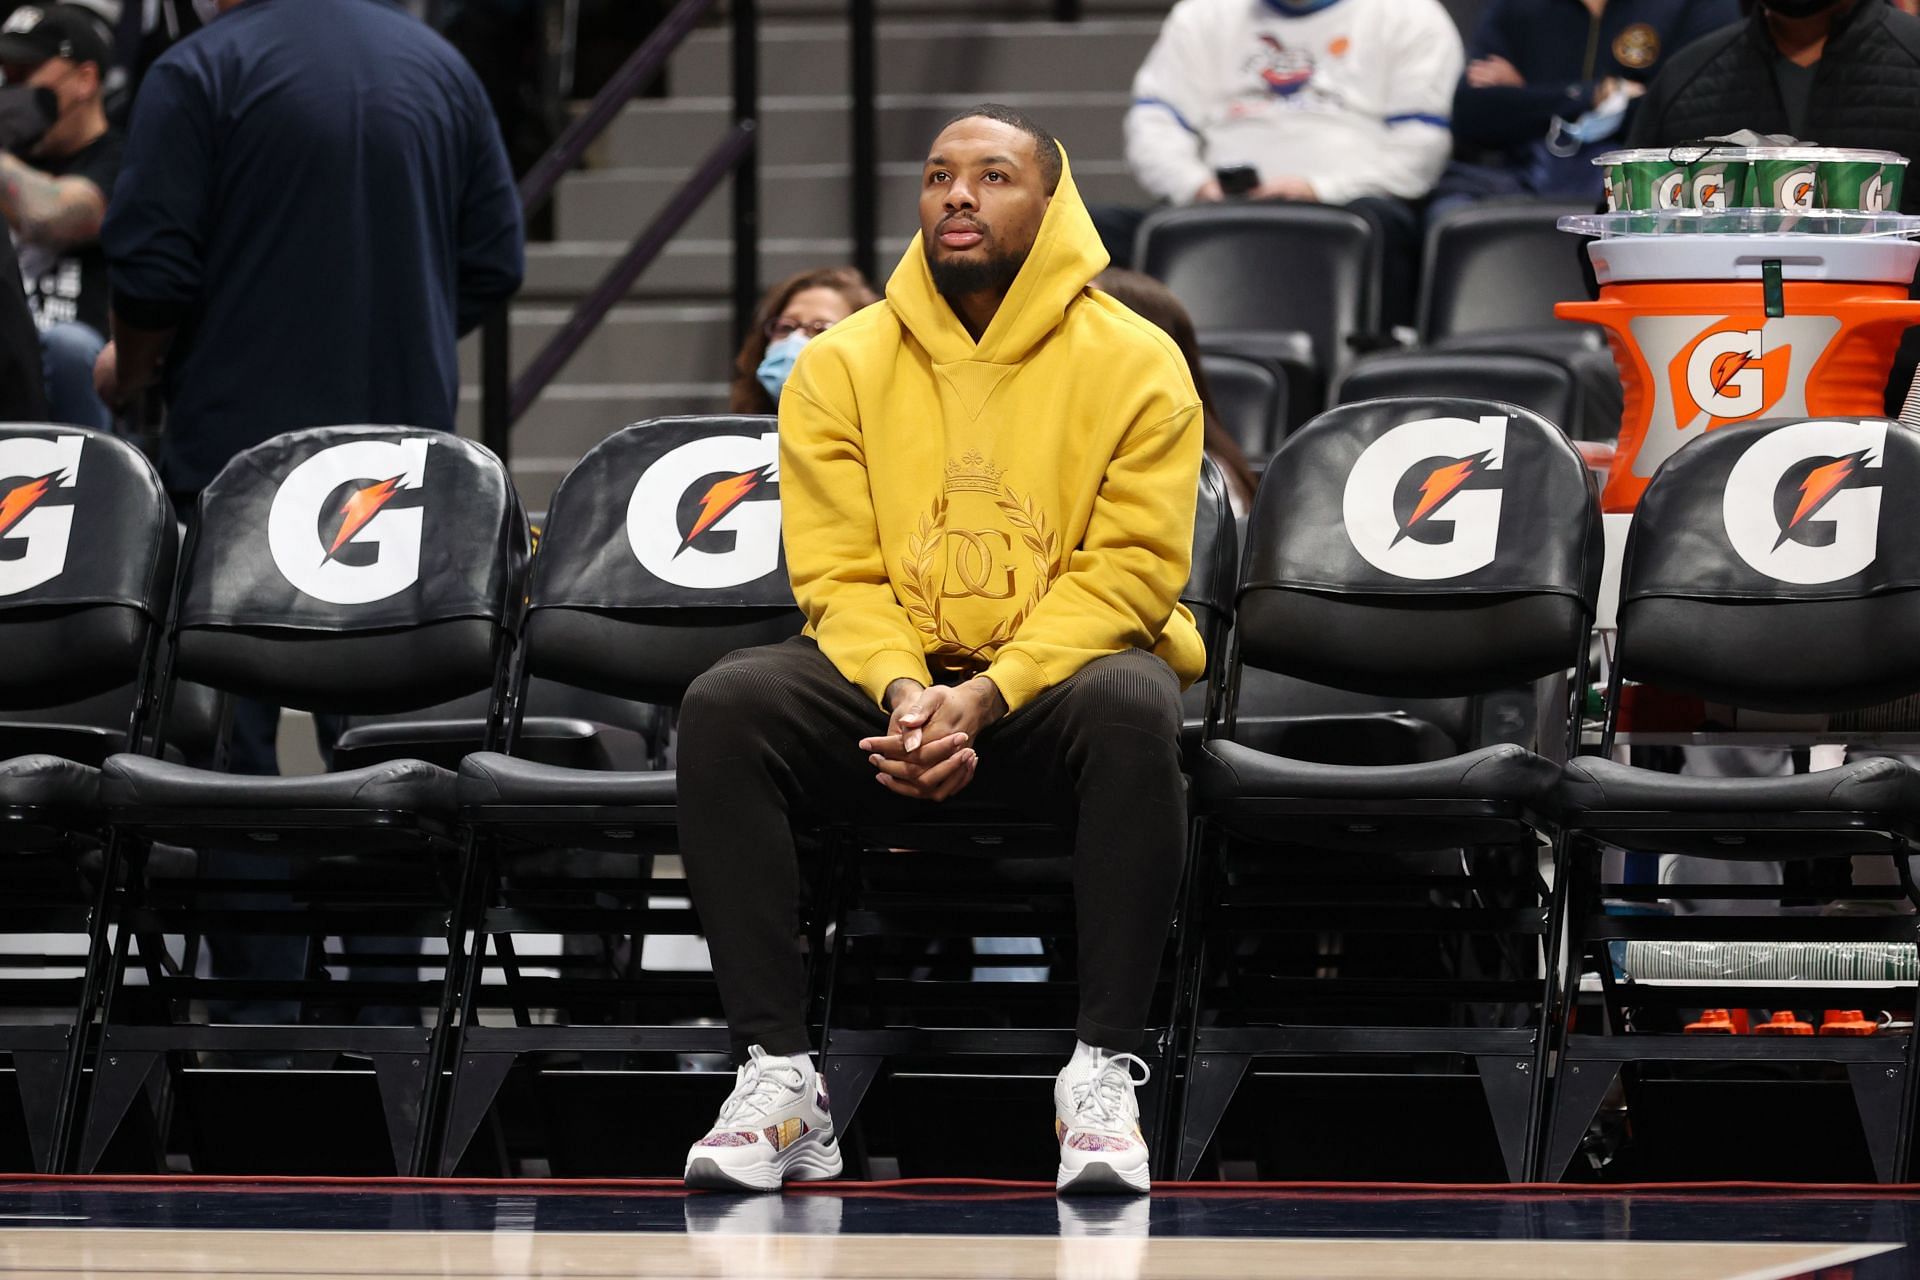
[856,649,934,710]
[982,650,1049,715]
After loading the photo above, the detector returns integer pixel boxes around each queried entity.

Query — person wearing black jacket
[1627,0,1920,198]
[1441,0,1737,214]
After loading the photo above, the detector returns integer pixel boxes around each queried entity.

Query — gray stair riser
[601,95,1128,168]
[556,162,1148,242]
[459,386,732,458]
[670,21,1158,97]
[456,307,736,384]
[523,237,905,299]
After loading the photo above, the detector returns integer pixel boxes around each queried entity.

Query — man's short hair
[939,103,1062,195]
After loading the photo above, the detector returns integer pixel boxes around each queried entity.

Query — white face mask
[191,0,221,25]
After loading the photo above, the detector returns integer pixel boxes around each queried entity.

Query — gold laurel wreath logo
[899,482,1057,661]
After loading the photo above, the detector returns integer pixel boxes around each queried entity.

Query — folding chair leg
[1846,1061,1905,1184]
[76,1048,161,1174]
[822,1054,882,1138]
[51,832,126,1171]
[1476,1054,1535,1184]
[418,836,492,1178]
[1176,1051,1249,1181]
[1542,1059,1618,1182]
[14,1050,67,1173]
[438,1051,518,1176]
[1527,833,1576,1181]
[371,1046,434,1176]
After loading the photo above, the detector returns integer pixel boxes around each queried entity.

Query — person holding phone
[1096,0,1463,329]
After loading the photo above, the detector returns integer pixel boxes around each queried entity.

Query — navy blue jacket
[1454,0,1738,187]
[103,0,524,495]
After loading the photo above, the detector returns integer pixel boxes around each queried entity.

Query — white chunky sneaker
[684,1046,842,1192]
[1054,1050,1152,1195]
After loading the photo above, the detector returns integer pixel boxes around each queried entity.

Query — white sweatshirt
[1125,0,1464,207]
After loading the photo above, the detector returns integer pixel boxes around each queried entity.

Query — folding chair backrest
[1240,396,1602,697]
[1138,204,1378,382]
[0,424,175,709]
[1336,350,1580,444]
[1200,353,1287,462]
[172,425,525,714]
[1185,454,1238,673]
[525,416,803,706]
[1418,202,1591,343]
[1621,417,1920,712]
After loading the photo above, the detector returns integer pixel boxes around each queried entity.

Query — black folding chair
[1179,396,1602,1182]
[1200,352,1289,468]
[81,425,526,1176]
[0,426,179,1171]
[436,416,803,1176]
[1542,416,1920,1184]
[815,458,1239,1178]
[1138,203,1379,424]
[1336,350,1586,443]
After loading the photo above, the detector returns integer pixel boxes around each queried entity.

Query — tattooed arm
[0,154,106,250]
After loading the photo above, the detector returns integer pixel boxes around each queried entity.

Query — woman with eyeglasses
[728,266,879,414]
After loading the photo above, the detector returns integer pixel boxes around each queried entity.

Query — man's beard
[926,241,1029,303]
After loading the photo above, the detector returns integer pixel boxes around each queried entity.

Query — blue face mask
[756,332,811,403]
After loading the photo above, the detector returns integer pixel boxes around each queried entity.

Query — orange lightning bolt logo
[1776,450,1871,548]
[1394,453,1489,543]
[324,475,406,562]
[1711,350,1754,397]
[0,472,60,539]
[677,467,770,556]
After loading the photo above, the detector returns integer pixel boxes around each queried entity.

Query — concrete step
[456,303,734,385]
[522,236,889,300]
[670,19,1157,97]
[556,158,1147,243]
[599,91,1130,169]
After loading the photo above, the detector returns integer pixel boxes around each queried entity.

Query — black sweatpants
[677,636,1189,1061]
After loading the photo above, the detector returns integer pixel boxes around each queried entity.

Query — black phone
[1216,165,1259,196]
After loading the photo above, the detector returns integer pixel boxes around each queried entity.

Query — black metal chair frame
[77,460,527,1178]
[1537,627,1920,1184]
[814,460,1240,1179]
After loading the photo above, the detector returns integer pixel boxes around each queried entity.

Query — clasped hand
[858,677,1007,803]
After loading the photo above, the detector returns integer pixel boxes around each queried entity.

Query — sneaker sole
[685,1135,843,1192]
[1056,1158,1150,1196]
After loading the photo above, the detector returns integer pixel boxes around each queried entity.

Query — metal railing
[479,0,760,463]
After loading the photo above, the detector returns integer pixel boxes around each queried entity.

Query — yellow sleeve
[779,380,933,707]
[982,399,1203,712]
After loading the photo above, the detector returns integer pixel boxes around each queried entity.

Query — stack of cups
[1599,145,1908,213]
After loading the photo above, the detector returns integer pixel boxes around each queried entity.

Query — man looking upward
[676,105,1204,1196]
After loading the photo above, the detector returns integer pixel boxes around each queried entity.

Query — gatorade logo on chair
[0,434,82,597]
[1723,419,1885,585]
[266,438,430,605]
[1342,414,1507,581]
[627,429,782,590]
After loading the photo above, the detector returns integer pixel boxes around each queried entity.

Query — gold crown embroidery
[944,450,1007,495]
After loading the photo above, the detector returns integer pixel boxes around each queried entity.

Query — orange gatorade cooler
[1556,214,1920,511]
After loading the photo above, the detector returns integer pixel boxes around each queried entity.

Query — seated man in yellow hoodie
[677,105,1204,1196]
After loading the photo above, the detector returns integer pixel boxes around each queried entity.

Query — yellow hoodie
[777,151,1205,712]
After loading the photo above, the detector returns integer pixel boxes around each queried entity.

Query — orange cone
[1819,1010,1878,1037]
[1754,1010,1814,1036]
[1685,1009,1736,1035]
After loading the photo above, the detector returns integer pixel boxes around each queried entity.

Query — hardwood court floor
[0,1179,1907,1280]
[0,1229,1894,1279]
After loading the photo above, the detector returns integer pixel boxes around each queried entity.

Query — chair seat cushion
[1197,740,1561,807]
[457,751,677,809]
[100,754,457,814]
[1559,753,1920,815]
[0,754,99,809]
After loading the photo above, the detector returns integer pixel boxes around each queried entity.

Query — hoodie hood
[884,145,1111,367]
